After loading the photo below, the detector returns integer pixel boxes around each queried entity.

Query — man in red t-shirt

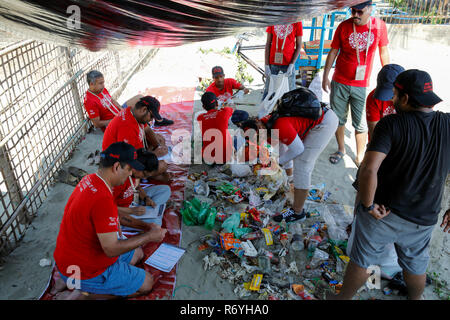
[114,149,171,231]
[84,70,143,132]
[197,92,235,164]
[53,142,167,299]
[84,71,174,132]
[322,1,390,167]
[263,22,303,99]
[102,96,168,157]
[206,66,249,107]
[366,64,404,140]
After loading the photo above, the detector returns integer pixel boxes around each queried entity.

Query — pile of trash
[182,159,356,300]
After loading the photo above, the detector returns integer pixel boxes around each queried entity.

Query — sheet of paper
[144,243,186,272]
[130,204,165,220]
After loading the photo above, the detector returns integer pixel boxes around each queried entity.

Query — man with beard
[328,69,450,300]
[102,96,168,158]
[322,1,390,167]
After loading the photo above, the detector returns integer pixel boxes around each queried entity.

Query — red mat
[40,86,195,300]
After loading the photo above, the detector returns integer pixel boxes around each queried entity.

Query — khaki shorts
[330,80,368,132]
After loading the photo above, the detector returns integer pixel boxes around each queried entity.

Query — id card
[274,51,284,64]
[355,65,366,81]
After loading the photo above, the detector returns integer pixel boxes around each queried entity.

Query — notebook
[144,243,186,272]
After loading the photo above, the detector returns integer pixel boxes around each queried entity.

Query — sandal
[57,170,79,186]
[329,151,344,164]
[68,166,88,179]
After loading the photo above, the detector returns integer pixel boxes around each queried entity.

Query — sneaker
[153,118,174,126]
[273,208,306,223]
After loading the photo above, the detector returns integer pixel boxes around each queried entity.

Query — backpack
[265,87,326,139]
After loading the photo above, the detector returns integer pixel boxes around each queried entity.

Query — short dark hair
[87,70,103,85]
[136,96,160,110]
[201,92,218,111]
[396,88,422,109]
[98,157,128,169]
[136,148,159,172]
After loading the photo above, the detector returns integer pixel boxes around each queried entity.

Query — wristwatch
[361,203,374,212]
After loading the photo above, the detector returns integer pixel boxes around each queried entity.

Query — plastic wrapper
[310,248,329,269]
[0,1,361,51]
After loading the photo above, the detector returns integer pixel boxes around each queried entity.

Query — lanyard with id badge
[353,19,372,81]
[274,32,288,64]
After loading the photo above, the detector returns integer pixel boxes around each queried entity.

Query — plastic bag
[310,248,329,269]
[321,205,348,241]
[258,73,290,119]
[221,212,241,233]
[230,164,252,177]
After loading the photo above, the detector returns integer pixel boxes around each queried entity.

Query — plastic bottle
[306,222,320,239]
[291,234,305,251]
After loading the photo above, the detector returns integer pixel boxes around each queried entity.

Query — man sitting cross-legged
[52,142,166,300]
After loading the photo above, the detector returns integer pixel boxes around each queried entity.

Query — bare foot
[53,289,85,300]
[49,276,67,295]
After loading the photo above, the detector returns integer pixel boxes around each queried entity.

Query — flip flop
[68,166,88,179]
[57,170,79,186]
[86,152,95,166]
[94,150,101,165]
[329,151,344,164]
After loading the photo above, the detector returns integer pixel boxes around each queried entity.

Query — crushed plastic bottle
[291,234,304,251]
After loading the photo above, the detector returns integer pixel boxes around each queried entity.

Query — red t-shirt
[206,78,242,104]
[266,113,325,145]
[84,88,121,132]
[102,108,146,151]
[366,89,396,122]
[197,107,234,164]
[331,17,388,87]
[54,174,119,280]
[267,22,303,66]
[113,177,136,207]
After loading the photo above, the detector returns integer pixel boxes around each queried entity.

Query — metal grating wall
[0,40,156,255]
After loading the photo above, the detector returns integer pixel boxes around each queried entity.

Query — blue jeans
[262,64,296,100]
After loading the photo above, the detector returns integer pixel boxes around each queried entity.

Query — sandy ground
[0,27,448,300]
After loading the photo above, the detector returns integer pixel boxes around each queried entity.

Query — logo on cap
[423,82,433,93]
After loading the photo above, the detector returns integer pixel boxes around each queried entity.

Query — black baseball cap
[101,142,145,170]
[394,69,442,107]
[351,1,372,9]
[139,96,162,121]
[201,91,218,110]
[374,64,405,101]
[212,66,224,77]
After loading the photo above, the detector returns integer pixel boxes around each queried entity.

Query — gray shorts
[350,204,435,275]
[330,80,367,132]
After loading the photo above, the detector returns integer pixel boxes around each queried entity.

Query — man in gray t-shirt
[328,69,450,300]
